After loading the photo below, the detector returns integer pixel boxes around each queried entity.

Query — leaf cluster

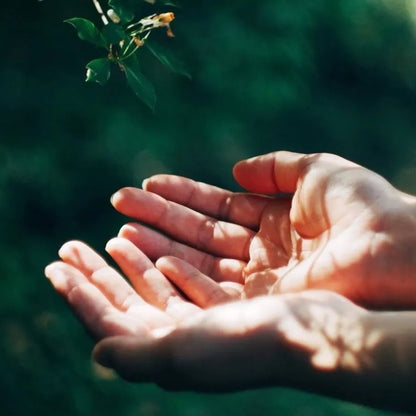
[65,0,190,110]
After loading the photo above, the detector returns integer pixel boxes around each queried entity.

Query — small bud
[133,37,145,47]
[107,9,121,24]
[158,12,175,24]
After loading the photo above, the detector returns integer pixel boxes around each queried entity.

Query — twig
[92,0,109,25]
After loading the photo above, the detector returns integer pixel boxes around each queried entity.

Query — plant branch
[92,0,109,25]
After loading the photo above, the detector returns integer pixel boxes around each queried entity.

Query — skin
[45,239,416,413]
[45,151,416,413]
[110,151,416,308]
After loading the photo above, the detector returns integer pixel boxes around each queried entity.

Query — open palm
[112,151,416,308]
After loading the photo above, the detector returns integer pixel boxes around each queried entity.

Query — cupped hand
[93,289,370,392]
[44,238,416,413]
[111,151,416,308]
[45,245,376,398]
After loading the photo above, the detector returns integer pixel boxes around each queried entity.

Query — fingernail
[44,264,55,279]
[110,192,118,206]
[118,223,135,237]
[44,266,67,290]
[105,237,122,253]
[141,178,149,189]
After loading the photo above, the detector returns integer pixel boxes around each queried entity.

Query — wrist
[321,310,416,413]
[280,298,416,413]
[364,310,416,380]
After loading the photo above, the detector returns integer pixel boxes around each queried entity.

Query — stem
[92,0,109,25]
[119,45,140,61]
[119,32,151,61]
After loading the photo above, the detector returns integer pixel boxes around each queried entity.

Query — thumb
[232,151,306,194]
[93,335,172,383]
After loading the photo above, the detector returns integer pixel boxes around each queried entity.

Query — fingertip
[57,241,73,258]
[44,263,69,292]
[156,256,195,273]
[118,223,138,238]
[141,175,164,192]
[110,187,138,209]
[233,151,306,194]
[105,237,139,259]
[105,237,126,254]
[93,341,113,368]
[155,255,175,266]
[154,256,168,269]
[155,256,181,274]
[44,262,59,279]
[141,178,149,190]
[110,192,119,207]
[58,240,85,260]
[232,154,275,193]
[232,157,249,181]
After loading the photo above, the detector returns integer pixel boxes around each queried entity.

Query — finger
[156,256,237,308]
[233,151,359,194]
[58,240,108,278]
[58,240,146,311]
[90,267,145,310]
[233,151,306,194]
[105,237,182,309]
[45,262,139,338]
[111,187,254,260]
[119,223,245,283]
[141,175,272,229]
[93,335,172,383]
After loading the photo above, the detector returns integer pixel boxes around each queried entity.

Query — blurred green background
[1,0,416,414]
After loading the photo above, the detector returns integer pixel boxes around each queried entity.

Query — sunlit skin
[44,151,416,413]
[111,151,416,308]
[45,238,416,412]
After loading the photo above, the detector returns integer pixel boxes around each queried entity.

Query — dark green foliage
[146,40,191,78]
[65,0,186,109]
[102,22,126,45]
[86,58,111,84]
[2,0,416,415]
[65,17,107,48]
[122,54,157,110]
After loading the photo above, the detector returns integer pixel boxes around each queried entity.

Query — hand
[41,242,377,392]
[92,290,416,414]
[111,151,416,308]
[45,238,416,413]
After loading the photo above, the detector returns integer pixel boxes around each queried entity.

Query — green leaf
[146,40,191,79]
[102,23,126,45]
[122,55,156,111]
[108,0,135,23]
[85,58,111,85]
[64,18,107,49]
